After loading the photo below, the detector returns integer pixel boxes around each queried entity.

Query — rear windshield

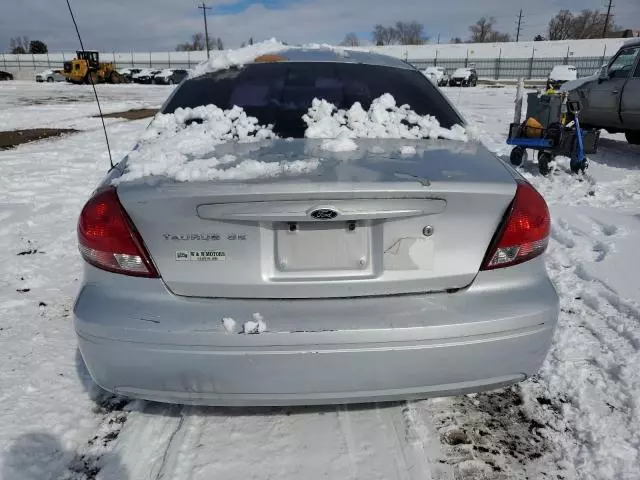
[162,62,461,138]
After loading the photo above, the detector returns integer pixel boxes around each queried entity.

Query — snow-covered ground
[1,80,640,480]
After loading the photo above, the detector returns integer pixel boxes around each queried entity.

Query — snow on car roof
[190,38,413,78]
[550,65,577,72]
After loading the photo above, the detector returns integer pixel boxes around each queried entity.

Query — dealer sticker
[176,250,226,261]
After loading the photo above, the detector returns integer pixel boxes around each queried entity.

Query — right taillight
[77,187,158,277]
[481,180,550,270]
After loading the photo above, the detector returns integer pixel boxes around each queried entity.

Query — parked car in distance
[132,69,161,84]
[36,69,66,83]
[74,49,558,406]
[423,66,449,86]
[118,68,141,83]
[0,71,14,81]
[449,67,478,87]
[561,38,640,145]
[153,69,189,85]
[546,65,578,91]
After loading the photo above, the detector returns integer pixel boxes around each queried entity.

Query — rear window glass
[163,62,461,138]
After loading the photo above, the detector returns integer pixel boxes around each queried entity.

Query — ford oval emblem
[310,208,338,220]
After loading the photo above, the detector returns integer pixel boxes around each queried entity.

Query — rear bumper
[75,260,558,406]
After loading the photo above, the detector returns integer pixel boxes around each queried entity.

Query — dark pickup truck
[562,38,640,145]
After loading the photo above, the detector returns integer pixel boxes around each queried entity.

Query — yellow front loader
[63,51,123,84]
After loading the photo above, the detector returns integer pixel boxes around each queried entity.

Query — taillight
[481,180,550,270]
[77,187,158,277]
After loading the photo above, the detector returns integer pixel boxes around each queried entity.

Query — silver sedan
[74,49,558,406]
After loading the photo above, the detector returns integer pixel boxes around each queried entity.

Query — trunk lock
[422,225,434,237]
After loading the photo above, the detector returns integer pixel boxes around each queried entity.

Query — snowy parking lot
[1,80,639,480]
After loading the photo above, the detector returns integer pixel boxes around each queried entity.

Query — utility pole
[198,2,212,59]
[602,0,613,38]
[515,9,523,42]
[436,33,440,44]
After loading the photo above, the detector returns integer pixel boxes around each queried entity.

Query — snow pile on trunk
[243,313,267,334]
[116,104,319,183]
[304,94,468,143]
[400,145,417,155]
[222,317,237,333]
[320,136,358,152]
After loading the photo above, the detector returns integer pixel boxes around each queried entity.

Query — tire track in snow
[522,217,640,479]
[92,401,447,480]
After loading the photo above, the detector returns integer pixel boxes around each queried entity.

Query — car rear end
[547,65,578,90]
[449,68,470,86]
[74,54,558,406]
[153,70,173,85]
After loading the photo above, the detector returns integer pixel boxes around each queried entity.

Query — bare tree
[372,25,398,45]
[29,40,48,54]
[487,31,511,42]
[548,10,574,40]
[469,17,494,42]
[372,22,425,45]
[395,21,426,45]
[9,36,30,54]
[468,17,511,43]
[176,33,224,51]
[548,9,620,40]
[570,9,610,39]
[340,33,360,47]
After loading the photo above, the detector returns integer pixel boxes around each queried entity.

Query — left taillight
[481,180,550,270]
[77,187,159,277]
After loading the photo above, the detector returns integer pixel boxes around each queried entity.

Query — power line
[198,2,212,59]
[602,0,613,38]
[516,9,524,42]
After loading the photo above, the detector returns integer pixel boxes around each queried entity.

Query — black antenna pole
[65,0,114,170]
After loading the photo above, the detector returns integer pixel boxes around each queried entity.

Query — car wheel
[625,131,640,145]
[538,152,553,176]
[47,77,54,83]
[510,146,527,166]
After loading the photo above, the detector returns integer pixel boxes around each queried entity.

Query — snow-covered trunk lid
[116,139,517,299]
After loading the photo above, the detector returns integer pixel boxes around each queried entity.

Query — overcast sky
[3,0,640,52]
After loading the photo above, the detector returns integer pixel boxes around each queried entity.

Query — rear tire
[47,77,54,83]
[86,71,99,85]
[510,146,526,166]
[538,152,553,176]
[109,71,122,84]
[626,131,640,145]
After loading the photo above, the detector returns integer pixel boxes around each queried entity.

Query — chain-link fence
[2,51,611,81]
[411,55,610,80]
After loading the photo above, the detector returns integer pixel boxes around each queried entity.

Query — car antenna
[65,0,114,170]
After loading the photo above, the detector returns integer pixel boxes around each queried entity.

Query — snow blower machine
[507,87,600,175]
